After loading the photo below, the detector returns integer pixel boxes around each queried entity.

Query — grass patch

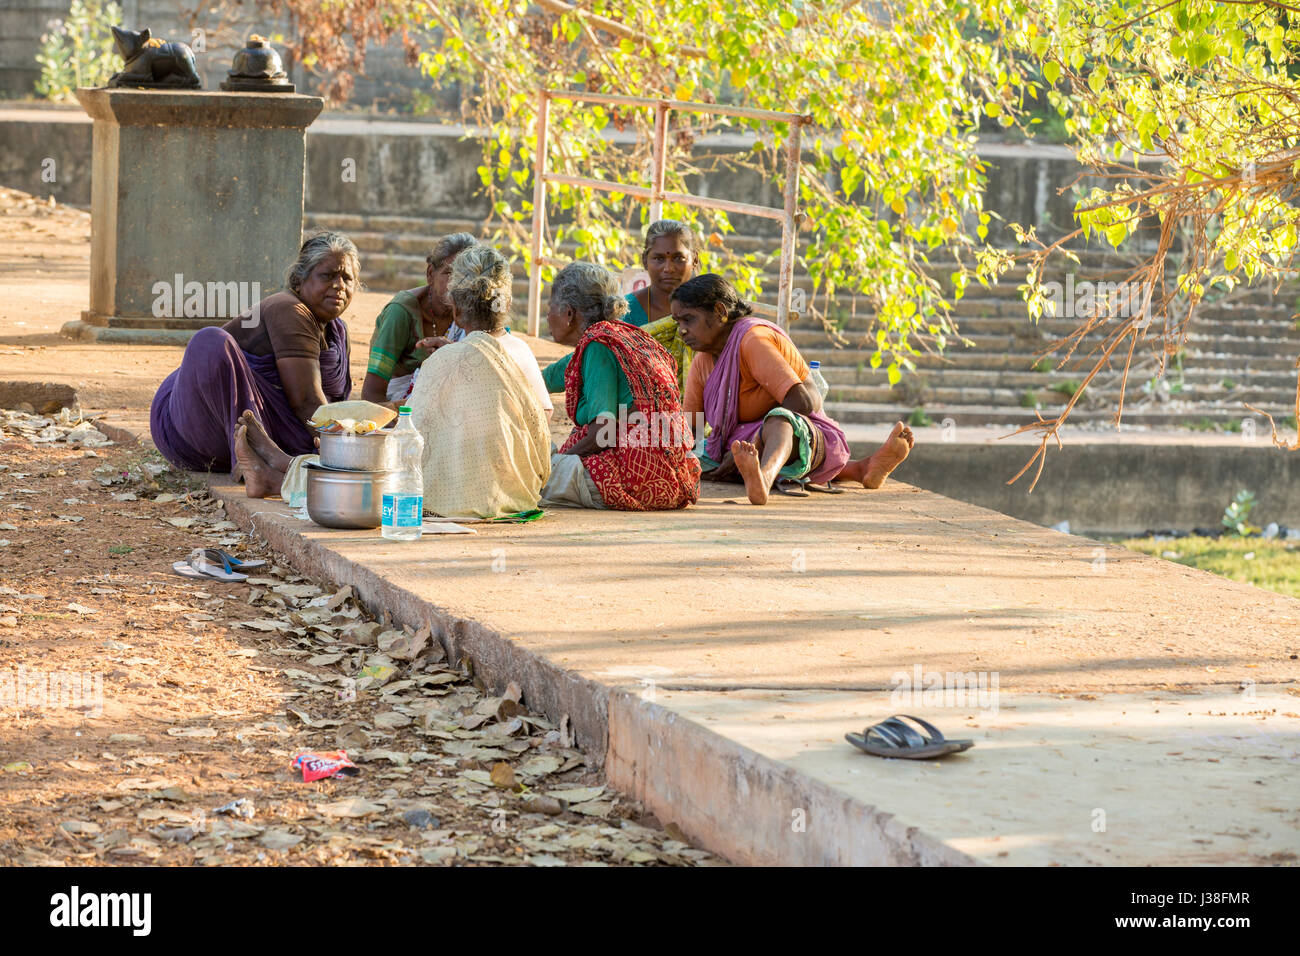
[108,545,135,556]
[1121,535,1300,599]
[1020,388,1039,408]
[1032,357,1054,373]
[1052,379,1081,397]
[908,406,933,427]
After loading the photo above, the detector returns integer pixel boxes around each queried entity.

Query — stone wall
[0,107,1094,248]
[0,0,67,96]
[1,0,435,108]
[883,439,1300,537]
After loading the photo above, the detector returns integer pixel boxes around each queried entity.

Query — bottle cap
[398,406,412,415]
[809,361,820,369]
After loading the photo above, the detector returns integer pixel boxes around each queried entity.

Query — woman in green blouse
[624,219,701,395]
[361,232,478,403]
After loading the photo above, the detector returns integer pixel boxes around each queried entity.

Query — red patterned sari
[559,320,701,511]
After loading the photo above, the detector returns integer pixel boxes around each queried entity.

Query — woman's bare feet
[836,421,915,489]
[731,439,770,506]
[234,424,283,499]
[237,410,293,472]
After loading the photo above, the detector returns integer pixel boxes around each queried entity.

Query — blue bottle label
[382,494,423,528]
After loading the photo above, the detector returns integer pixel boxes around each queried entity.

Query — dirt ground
[0,188,710,867]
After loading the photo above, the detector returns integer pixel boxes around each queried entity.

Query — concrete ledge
[895,437,1300,536]
[60,320,201,346]
[607,689,973,866]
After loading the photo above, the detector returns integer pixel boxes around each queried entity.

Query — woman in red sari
[540,262,700,510]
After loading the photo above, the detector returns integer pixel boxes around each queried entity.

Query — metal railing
[526,90,811,336]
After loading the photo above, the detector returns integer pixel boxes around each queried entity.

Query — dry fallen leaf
[60,820,101,835]
[336,724,370,751]
[318,796,385,819]
[545,786,605,804]
[374,711,412,730]
[517,754,563,778]
[259,829,304,851]
[489,761,518,790]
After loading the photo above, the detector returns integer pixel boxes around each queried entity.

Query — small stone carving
[107,26,202,89]
[220,35,295,93]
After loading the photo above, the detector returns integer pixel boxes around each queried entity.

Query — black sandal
[845,715,974,760]
[807,482,845,494]
[773,478,810,497]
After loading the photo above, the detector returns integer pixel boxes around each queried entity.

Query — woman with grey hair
[150,230,359,475]
[538,261,700,510]
[362,231,478,403]
[401,245,554,517]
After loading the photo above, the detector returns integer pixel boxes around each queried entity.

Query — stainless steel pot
[305,463,390,529]
[317,429,391,472]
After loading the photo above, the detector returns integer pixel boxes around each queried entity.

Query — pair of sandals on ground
[846,714,974,760]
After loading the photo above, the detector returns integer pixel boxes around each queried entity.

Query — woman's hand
[415,336,449,353]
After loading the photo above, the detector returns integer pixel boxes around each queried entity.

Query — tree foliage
[35,0,123,100]
[265,0,1041,387]
[1002,0,1300,483]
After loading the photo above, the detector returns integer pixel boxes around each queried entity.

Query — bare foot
[862,421,914,489]
[835,422,915,489]
[234,424,282,499]
[731,439,770,506]
[238,410,293,472]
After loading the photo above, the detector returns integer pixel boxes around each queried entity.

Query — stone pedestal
[63,88,323,344]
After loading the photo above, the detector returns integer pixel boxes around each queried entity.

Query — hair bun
[604,293,630,321]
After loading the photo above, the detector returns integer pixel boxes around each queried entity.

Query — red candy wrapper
[293,750,359,782]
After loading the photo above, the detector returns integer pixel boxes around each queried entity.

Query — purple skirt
[149,324,350,472]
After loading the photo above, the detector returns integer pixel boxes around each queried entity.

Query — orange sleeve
[683,352,709,416]
[739,327,805,405]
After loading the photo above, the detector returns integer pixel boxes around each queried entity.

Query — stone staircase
[307,212,1300,429]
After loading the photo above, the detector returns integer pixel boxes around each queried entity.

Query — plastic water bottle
[382,406,424,541]
[808,361,830,401]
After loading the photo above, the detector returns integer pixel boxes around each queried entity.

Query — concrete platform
[203,472,1300,866]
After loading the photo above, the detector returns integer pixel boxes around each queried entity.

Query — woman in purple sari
[675,275,915,505]
[150,232,358,474]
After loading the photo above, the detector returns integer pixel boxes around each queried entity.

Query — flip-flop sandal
[171,549,249,583]
[807,482,845,494]
[845,714,974,760]
[774,478,811,497]
[201,548,267,571]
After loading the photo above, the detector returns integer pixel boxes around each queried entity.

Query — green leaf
[1187,38,1216,68]
[1043,60,1060,85]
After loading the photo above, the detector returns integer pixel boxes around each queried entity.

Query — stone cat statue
[107,26,202,89]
